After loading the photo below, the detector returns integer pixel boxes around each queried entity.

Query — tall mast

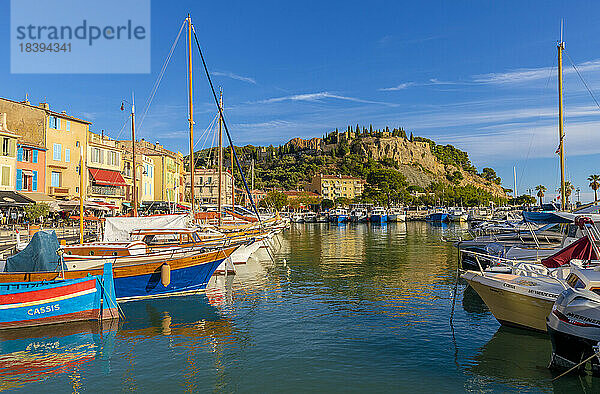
[131,92,138,217]
[231,145,235,210]
[187,15,196,221]
[218,89,223,225]
[557,22,566,210]
[79,144,84,243]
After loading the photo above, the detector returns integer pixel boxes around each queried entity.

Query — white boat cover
[103,214,189,242]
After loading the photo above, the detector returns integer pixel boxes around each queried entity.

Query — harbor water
[1,222,598,392]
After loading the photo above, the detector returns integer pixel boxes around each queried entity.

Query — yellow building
[0,114,19,191]
[117,140,182,204]
[141,154,155,202]
[309,174,365,200]
[42,103,90,200]
[87,131,127,208]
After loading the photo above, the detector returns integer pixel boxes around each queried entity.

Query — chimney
[61,110,66,114]
[38,102,49,110]
[101,129,104,139]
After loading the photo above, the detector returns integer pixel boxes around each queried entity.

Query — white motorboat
[547,266,600,374]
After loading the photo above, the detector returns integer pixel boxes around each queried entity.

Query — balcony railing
[88,185,125,197]
[48,186,69,195]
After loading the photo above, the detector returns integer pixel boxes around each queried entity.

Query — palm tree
[565,181,575,206]
[589,174,600,201]
[557,182,576,208]
[535,185,546,207]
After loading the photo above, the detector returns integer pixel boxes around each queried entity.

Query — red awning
[89,169,127,186]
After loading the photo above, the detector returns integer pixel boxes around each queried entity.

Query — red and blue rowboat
[0,263,117,330]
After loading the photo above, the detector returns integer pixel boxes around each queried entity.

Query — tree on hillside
[535,185,546,207]
[409,132,413,142]
[481,168,501,184]
[589,174,600,201]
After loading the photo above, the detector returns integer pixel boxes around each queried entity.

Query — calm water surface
[1,222,598,392]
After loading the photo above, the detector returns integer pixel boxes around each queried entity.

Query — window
[65,149,70,163]
[48,116,61,129]
[22,148,31,162]
[107,151,117,166]
[53,143,61,161]
[2,138,9,156]
[75,187,79,193]
[51,171,61,187]
[567,273,586,289]
[22,173,31,191]
[1,166,9,186]
[66,120,71,131]
[76,141,80,147]
[91,147,103,164]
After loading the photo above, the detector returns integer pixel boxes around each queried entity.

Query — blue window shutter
[16,169,22,191]
[32,170,38,191]
[32,149,38,163]
[57,118,61,130]
[16,147,23,162]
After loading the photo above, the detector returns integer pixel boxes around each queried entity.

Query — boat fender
[161,263,171,287]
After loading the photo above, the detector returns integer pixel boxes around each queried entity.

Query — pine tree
[369,124,373,133]
[410,132,414,142]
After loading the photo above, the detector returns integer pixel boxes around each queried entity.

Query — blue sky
[2,1,600,201]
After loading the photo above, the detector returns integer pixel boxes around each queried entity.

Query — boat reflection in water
[0,319,117,391]
[466,326,600,392]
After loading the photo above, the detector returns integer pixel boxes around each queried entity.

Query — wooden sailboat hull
[0,246,238,302]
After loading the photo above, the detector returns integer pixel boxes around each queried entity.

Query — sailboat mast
[187,15,196,221]
[231,145,235,211]
[218,89,223,225]
[557,25,566,210]
[79,144,84,243]
[131,93,138,217]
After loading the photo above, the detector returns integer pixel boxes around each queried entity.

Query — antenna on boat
[557,20,566,210]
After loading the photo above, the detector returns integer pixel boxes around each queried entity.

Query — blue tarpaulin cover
[4,230,62,272]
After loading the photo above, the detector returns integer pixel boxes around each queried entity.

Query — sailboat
[0,15,239,302]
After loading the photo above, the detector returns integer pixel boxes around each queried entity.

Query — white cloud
[233,120,295,129]
[255,91,397,106]
[379,82,414,91]
[212,71,257,84]
[473,59,600,84]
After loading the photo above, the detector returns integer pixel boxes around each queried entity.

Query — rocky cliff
[285,135,505,196]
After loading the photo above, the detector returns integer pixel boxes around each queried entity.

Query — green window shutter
[1,167,9,186]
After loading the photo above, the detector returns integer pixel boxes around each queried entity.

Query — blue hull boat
[0,263,117,330]
[370,214,388,223]
[426,213,449,222]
